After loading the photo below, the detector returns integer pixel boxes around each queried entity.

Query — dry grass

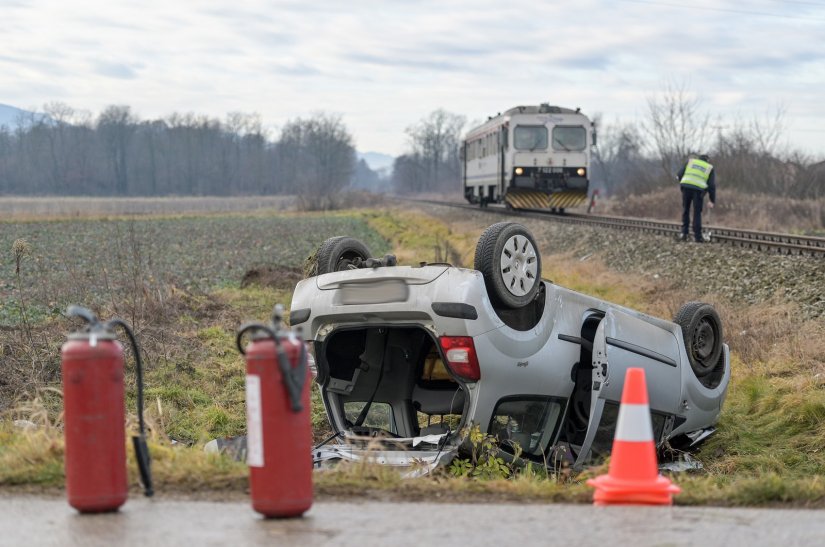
[600,188,825,235]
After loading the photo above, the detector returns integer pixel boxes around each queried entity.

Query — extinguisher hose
[236,323,307,413]
[106,318,154,498]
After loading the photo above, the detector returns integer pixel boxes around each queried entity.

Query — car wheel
[305,236,372,277]
[674,302,723,378]
[474,222,542,308]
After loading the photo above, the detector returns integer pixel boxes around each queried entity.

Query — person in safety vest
[677,154,716,243]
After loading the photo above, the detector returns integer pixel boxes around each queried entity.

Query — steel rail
[399,198,825,258]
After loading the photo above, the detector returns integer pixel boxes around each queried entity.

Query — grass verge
[2,206,824,506]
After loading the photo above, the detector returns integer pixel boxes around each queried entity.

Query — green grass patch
[361,209,477,266]
[0,426,65,486]
[0,213,389,327]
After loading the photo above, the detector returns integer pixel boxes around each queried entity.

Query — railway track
[403,199,825,258]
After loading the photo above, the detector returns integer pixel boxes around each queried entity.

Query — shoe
[679,234,688,242]
[694,238,706,243]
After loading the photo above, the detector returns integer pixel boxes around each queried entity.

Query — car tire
[306,236,372,277]
[674,302,724,378]
[474,222,541,308]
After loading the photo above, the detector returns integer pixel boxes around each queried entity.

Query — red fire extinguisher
[236,304,312,518]
[61,305,153,513]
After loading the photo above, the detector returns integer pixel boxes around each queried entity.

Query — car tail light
[439,336,480,382]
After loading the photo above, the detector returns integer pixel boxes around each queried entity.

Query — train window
[514,126,548,151]
[552,126,587,151]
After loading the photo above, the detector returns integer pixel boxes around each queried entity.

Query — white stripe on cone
[614,403,653,442]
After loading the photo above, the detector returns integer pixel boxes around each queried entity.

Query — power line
[618,0,825,21]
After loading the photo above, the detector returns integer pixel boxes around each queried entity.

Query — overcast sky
[3,0,825,157]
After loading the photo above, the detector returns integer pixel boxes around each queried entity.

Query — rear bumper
[290,266,503,339]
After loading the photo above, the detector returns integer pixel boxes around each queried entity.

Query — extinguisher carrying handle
[66,305,101,327]
[105,318,154,498]
[236,323,308,413]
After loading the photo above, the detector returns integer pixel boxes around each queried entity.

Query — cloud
[271,62,321,77]
[95,62,139,80]
[346,52,463,72]
[555,53,611,71]
[0,0,824,155]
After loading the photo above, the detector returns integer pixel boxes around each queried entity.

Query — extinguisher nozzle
[132,435,154,497]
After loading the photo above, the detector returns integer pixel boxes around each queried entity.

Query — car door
[573,308,682,468]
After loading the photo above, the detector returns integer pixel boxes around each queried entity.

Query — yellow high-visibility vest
[680,158,713,190]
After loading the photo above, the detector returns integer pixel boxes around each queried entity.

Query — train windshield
[514,126,548,151]
[552,126,587,151]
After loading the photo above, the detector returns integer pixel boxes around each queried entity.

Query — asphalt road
[1,496,824,547]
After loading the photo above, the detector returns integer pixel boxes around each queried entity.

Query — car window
[590,401,667,457]
[489,396,563,459]
[344,402,396,433]
[417,413,460,430]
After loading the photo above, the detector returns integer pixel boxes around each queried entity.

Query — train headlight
[577,168,586,177]
[515,167,524,175]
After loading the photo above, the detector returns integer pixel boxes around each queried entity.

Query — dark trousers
[681,186,704,241]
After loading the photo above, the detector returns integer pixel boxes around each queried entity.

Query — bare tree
[643,81,712,181]
[277,113,356,210]
[98,105,136,194]
[713,106,795,195]
[400,109,465,193]
[591,116,649,196]
[392,153,427,194]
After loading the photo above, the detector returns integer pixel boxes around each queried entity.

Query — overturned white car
[291,222,730,473]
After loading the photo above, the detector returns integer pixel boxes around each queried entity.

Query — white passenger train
[462,104,595,211]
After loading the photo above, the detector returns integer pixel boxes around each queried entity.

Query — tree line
[590,83,824,199]
[0,103,377,208]
[392,86,823,200]
[391,109,465,194]
[2,91,822,203]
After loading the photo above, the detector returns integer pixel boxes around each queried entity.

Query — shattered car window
[489,396,563,458]
[344,402,396,434]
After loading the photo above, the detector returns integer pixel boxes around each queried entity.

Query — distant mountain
[357,151,395,173]
[0,103,48,128]
[0,104,29,127]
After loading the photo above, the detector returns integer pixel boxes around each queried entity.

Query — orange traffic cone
[586,367,680,505]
